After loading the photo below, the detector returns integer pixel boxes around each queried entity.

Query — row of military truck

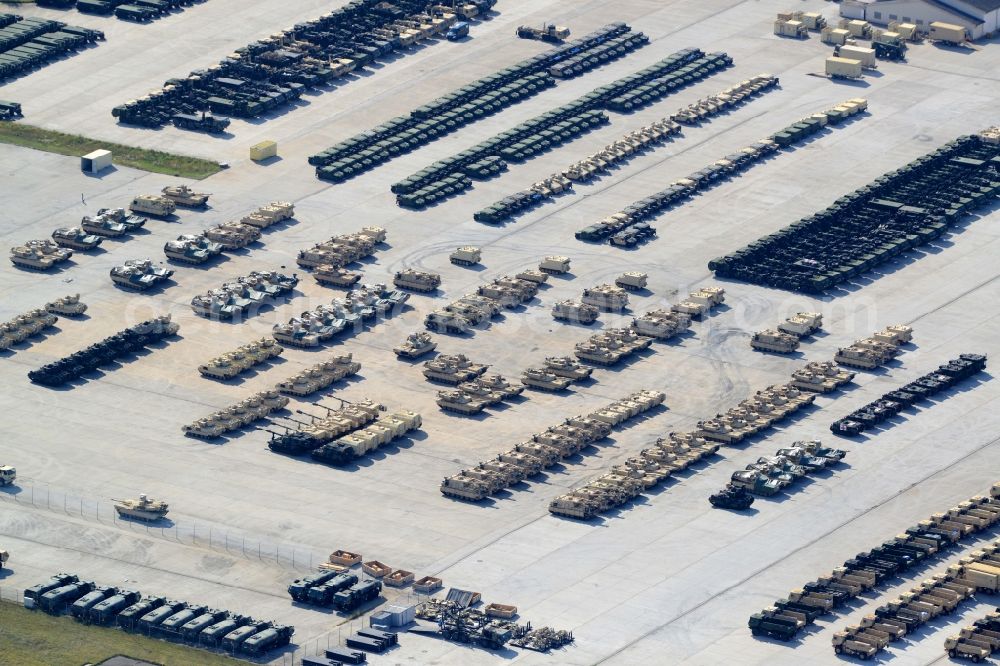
[23,573,292,656]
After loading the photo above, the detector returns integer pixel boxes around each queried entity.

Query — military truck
[39,580,96,614]
[243,624,294,655]
[24,574,78,608]
[70,586,117,619]
[116,596,167,630]
[129,195,176,218]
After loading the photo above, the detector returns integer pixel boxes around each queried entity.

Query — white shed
[81,149,112,174]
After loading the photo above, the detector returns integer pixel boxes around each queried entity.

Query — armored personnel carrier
[394,331,436,358]
[240,202,295,229]
[424,310,470,334]
[631,309,691,339]
[10,241,72,270]
[110,259,174,290]
[437,390,488,414]
[543,356,592,380]
[161,184,210,208]
[440,474,490,501]
[45,294,87,317]
[314,265,362,288]
[164,235,224,265]
[130,195,175,218]
[521,368,573,391]
[113,494,169,521]
[582,284,629,312]
[778,312,823,337]
[51,227,102,251]
[552,300,599,324]
[751,329,800,353]
[539,255,571,275]
[516,268,548,284]
[204,222,260,250]
[615,272,648,291]
[450,246,481,266]
[394,269,441,292]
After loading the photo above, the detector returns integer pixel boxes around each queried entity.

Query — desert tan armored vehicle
[51,227,102,251]
[544,356,592,380]
[552,300,599,324]
[581,284,629,312]
[423,356,486,384]
[539,255,571,275]
[0,309,59,348]
[10,241,71,270]
[314,266,362,288]
[394,269,441,292]
[182,416,228,439]
[778,312,823,337]
[450,246,481,266]
[873,324,913,345]
[834,346,883,370]
[240,201,295,228]
[574,342,626,366]
[424,310,470,334]
[110,259,174,290]
[671,286,725,319]
[198,354,251,380]
[45,294,87,317]
[631,310,691,339]
[394,331,437,358]
[129,195,176,218]
[751,329,800,353]
[476,284,521,309]
[803,361,854,386]
[790,369,840,393]
[113,494,169,521]
[498,450,543,476]
[458,382,504,406]
[515,268,548,284]
[204,222,260,250]
[440,474,489,501]
[163,234,224,265]
[161,184,210,208]
[476,374,524,399]
[615,272,648,291]
[521,368,573,392]
[272,322,322,348]
[549,494,599,520]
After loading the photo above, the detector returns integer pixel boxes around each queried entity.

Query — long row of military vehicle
[27,315,178,387]
[0,12,104,83]
[713,440,847,504]
[297,225,385,271]
[711,127,1000,293]
[272,283,408,347]
[750,312,824,354]
[0,307,57,352]
[190,270,298,319]
[943,608,1000,662]
[477,74,778,225]
[831,353,987,436]
[275,354,360,397]
[441,390,665,502]
[750,482,1000,643]
[23,572,292,656]
[37,0,207,23]
[182,390,288,440]
[198,338,283,380]
[313,22,641,183]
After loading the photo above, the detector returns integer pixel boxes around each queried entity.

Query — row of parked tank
[430,356,524,415]
[0,13,104,82]
[750,312,823,354]
[0,296,87,352]
[312,22,639,182]
[198,337,283,380]
[476,74,777,226]
[577,98,866,246]
[165,201,293,265]
[393,46,732,209]
[272,284,409,348]
[38,0,204,23]
[23,573,292,656]
[710,440,847,509]
[275,354,360,397]
[267,398,422,466]
[832,323,913,370]
[114,0,494,131]
[190,271,298,319]
[832,542,1000,660]
[182,390,289,439]
[28,315,178,386]
[749,482,1000,643]
[424,272,540,335]
[441,390,665,502]
[296,226,386,274]
[831,353,987,436]
[710,128,1000,294]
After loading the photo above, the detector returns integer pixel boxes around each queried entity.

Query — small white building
[81,149,112,174]
[841,0,1000,39]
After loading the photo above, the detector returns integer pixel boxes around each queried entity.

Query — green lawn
[0,123,221,180]
[0,601,246,666]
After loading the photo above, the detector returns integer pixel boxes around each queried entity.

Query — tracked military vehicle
[543,356,592,380]
[615,272,648,291]
[161,184,210,208]
[113,494,169,521]
[10,240,72,270]
[552,300,599,324]
[394,269,441,292]
[440,474,490,501]
[45,294,87,317]
[423,355,487,384]
[424,310,471,334]
[450,246,481,266]
[539,255,571,275]
[164,235,224,265]
[394,331,436,358]
[314,266,362,288]
[110,259,173,290]
[751,329,800,353]
[581,284,629,312]
[437,390,488,415]
[240,202,295,229]
[521,368,572,391]
[130,195,175,218]
[204,222,260,250]
[51,227,102,251]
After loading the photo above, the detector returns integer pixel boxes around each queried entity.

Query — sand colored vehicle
[394,331,437,358]
[113,494,169,521]
[552,300,599,324]
[204,222,260,250]
[581,284,629,312]
[450,246,481,266]
[521,368,572,392]
[539,255,571,275]
[440,473,490,501]
[161,184,210,208]
[130,194,176,218]
[751,329,799,353]
[10,241,70,270]
[314,265,362,288]
[394,268,441,292]
[543,356,592,380]
[615,271,647,291]
[51,226,102,251]
[240,202,295,228]
[44,294,87,317]
[778,312,822,337]
[515,268,548,284]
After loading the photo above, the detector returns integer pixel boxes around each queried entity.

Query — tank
[778,312,823,337]
[539,255,571,274]
[164,234,224,264]
[394,269,441,292]
[729,469,781,496]
[478,374,524,399]
[521,368,573,391]
[437,390,488,414]
[113,493,169,521]
[450,246,481,266]
[552,300,599,324]
[440,474,489,500]
[751,329,800,353]
[161,184,210,207]
[516,269,548,284]
[423,357,483,384]
[424,310,470,334]
[110,259,174,290]
[790,369,840,393]
[45,294,88,317]
[615,272,648,291]
[582,284,630,312]
[51,227,103,251]
[10,241,71,270]
[204,222,260,250]
[314,265,362,288]
[92,208,147,231]
[129,195,176,218]
[543,356,593,380]
[394,331,437,358]
[272,322,321,348]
